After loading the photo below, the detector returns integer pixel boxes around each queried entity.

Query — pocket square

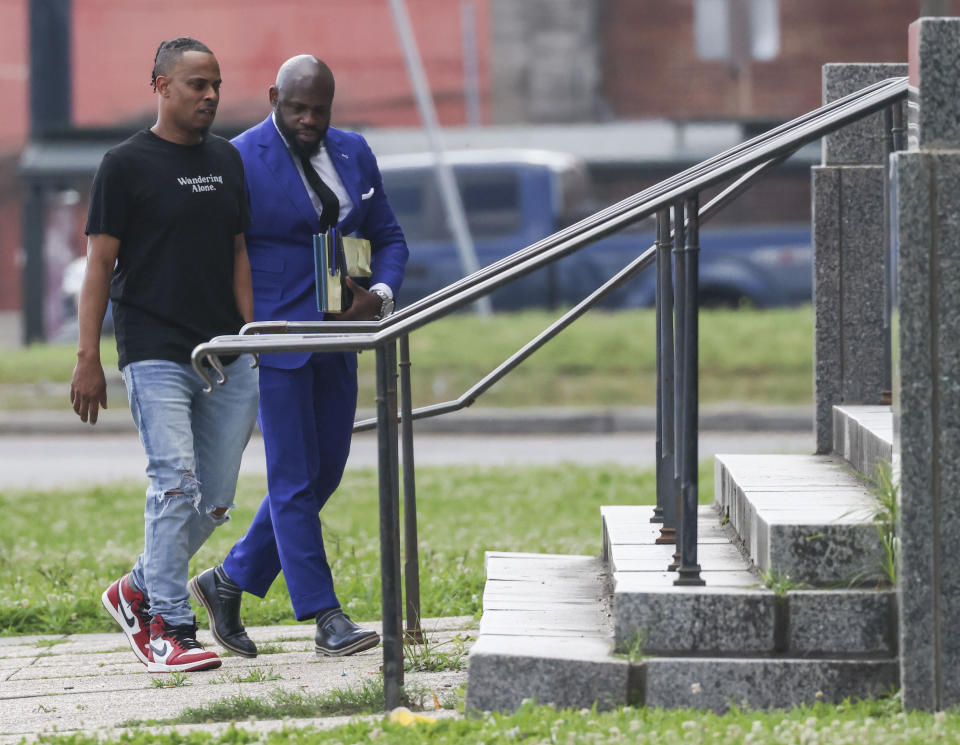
[361,187,375,200]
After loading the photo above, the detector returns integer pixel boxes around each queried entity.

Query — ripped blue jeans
[122,356,259,626]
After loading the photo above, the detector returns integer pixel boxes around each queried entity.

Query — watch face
[373,290,393,319]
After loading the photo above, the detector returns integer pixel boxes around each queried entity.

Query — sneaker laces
[130,598,152,629]
[165,623,205,651]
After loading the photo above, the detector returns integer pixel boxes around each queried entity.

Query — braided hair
[151,37,213,90]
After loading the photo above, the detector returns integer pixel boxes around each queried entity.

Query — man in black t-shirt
[70,37,259,674]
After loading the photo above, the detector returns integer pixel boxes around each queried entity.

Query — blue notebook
[312,228,337,312]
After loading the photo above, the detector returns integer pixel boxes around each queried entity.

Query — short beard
[275,106,323,158]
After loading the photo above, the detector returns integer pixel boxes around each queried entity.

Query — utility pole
[387,0,492,316]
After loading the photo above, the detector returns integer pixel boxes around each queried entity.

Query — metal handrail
[351,149,794,431]
[192,77,907,384]
[190,77,909,709]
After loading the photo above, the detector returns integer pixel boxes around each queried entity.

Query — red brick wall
[600,0,946,120]
[71,0,492,131]
[0,1,28,149]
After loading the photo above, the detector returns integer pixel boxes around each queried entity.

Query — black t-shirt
[86,129,251,368]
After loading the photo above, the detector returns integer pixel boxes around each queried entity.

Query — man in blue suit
[190,55,408,657]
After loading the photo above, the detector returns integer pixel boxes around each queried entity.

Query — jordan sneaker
[101,574,151,665]
[146,615,222,673]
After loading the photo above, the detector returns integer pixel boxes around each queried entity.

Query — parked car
[378,149,812,310]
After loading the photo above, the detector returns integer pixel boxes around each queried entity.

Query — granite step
[832,404,894,480]
[641,657,899,711]
[603,506,896,658]
[465,552,629,713]
[715,454,885,585]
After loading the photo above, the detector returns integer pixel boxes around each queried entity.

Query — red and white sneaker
[146,615,222,673]
[101,574,152,665]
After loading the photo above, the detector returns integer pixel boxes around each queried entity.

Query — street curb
[0,404,812,436]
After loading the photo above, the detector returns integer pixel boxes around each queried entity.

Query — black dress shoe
[315,608,380,657]
[188,566,258,658]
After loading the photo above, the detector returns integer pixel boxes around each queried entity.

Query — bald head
[275,55,335,96]
[269,55,336,157]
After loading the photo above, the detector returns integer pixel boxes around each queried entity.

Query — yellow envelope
[342,237,372,277]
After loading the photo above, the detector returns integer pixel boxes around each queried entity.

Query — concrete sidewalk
[0,616,473,743]
[0,403,812,436]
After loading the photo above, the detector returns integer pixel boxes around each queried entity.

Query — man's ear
[268,85,279,108]
[154,75,170,97]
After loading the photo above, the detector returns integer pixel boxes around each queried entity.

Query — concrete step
[465,552,629,713]
[833,404,894,480]
[715,454,885,585]
[603,506,896,658]
[640,657,898,712]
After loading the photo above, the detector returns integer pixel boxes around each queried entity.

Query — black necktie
[299,154,340,231]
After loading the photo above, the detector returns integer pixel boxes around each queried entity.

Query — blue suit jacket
[232,115,408,369]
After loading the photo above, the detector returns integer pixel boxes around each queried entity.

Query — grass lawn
[25,698,960,744]
[1,307,814,408]
[0,463,713,636]
[5,465,954,743]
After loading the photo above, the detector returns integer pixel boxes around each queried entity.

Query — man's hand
[71,355,108,424]
[326,277,381,321]
[71,233,119,425]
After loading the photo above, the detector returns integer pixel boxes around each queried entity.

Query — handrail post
[387,341,404,657]
[375,341,404,708]
[654,208,678,545]
[882,105,895,404]
[675,194,705,586]
[883,100,906,406]
[668,200,686,571]
[398,334,424,641]
[652,217,665,526]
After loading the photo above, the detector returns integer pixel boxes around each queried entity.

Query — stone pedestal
[894,17,960,711]
[812,63,906,454]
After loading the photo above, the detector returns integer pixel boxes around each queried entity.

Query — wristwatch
[371,288,395,320]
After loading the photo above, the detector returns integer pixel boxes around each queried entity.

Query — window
[457,172,521,238]
[694,0,780,62]
[382,167,521,241]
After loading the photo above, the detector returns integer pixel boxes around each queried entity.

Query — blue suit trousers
[223,352,357,621]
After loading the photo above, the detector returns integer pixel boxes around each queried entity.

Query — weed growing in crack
[760,567,808,596]
[212,667,281,684]
[868,459,899,586]
[403,632,471,673]
[150,670,190,688]
[615,629,648,663]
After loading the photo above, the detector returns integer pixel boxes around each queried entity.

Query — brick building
[600,0,937,122]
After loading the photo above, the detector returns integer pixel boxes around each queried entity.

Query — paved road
[0,430,813,491]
